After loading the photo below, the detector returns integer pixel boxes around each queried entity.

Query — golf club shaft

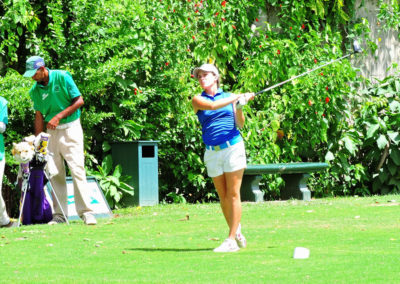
[255,52,353,96]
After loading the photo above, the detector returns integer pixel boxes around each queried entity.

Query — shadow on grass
[127,247,214,252]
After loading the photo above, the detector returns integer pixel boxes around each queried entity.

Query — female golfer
[192,64,254,252]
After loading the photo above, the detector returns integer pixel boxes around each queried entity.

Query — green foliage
[356,74,400,194]
[88,154,134,209]
[378,0,400,35]
[0,70,34,214]
[1,0,395,206]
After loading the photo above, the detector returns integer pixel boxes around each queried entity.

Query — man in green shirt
[23,56,96,225]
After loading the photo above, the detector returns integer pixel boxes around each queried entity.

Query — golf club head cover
[34,133,50,155]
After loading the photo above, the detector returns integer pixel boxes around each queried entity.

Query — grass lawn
[0,195,399,283]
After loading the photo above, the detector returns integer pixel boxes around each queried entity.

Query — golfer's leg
[48,129,68,218]
[62,124,92,217]
[212,174,231,228]
[0,158,10,225]
[225,168,244,239]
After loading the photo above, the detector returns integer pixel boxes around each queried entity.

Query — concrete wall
[353,0,400,81]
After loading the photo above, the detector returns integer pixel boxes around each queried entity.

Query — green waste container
[111,141,159,206]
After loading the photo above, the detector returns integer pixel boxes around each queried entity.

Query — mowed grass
[0,195,399,283]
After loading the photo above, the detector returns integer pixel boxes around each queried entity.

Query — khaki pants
[47,120,93,218]
[0,158,10,225]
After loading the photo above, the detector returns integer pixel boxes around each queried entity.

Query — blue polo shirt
[196,89,240,146]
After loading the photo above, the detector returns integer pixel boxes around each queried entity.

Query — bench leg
[280,173,311,201]
[240,175,264,202]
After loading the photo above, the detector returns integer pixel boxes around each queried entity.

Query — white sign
[47,176,113,220]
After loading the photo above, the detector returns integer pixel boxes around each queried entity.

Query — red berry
[256,18,259,22]
[301,24,305,29]
[215,12,219,16]
[221,0,226,7]
[326,86,329,91]
[320,72,323,76]
[277,49,281,55]
[165,62,169,66]
[191,74,194,78]
[314,59,317,63]
[325,97,330,103]
[222,17,226,21]
[232,25,236,29]
[289,27,292,30]
[308,100,312,106]
[192,35,196,40]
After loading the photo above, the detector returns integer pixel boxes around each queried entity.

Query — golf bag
[19,156,53,225]
[16,133,69,227]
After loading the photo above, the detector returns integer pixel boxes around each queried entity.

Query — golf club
[254,40,363,96]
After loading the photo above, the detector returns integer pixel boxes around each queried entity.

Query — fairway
[0,195,399,283]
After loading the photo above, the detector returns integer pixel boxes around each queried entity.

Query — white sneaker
[235,223,247,248]
[213,238,240,253]
[235,232,247,248]
[82,212,97,225]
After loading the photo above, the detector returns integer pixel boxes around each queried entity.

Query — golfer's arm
[235,108,245,129]
[192,95,238,112]
[54,96,84,121]
[34,111,45,136]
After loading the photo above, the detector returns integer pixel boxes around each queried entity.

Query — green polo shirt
[0,97,8,161]
[29,69,81,123]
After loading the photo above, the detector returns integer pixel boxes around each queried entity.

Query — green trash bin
[111,141,159,206]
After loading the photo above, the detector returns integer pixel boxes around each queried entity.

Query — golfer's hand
[47,116,61,130]
[244,92,255,102]
[236,93,255,110]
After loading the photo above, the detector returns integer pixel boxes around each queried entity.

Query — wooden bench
[240,162,329,202]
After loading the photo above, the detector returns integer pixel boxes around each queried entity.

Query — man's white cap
[193,64,219,79]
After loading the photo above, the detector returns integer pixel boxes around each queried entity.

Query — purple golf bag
[19,157,53,225]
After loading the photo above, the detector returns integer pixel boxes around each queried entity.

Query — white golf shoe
[235,223,247,248]
[213,238,240,253]
[235,232,247,248]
